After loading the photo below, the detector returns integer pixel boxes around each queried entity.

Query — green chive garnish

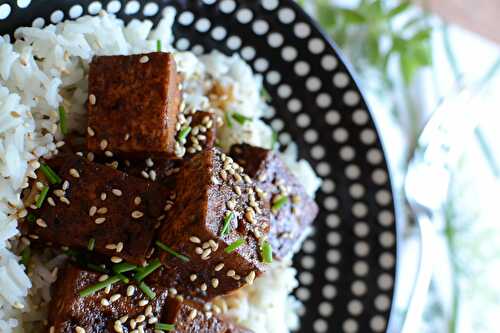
[155,241,190,262]
[27,213,36,223]
[220,211,234,236]
[87,238,95,251]
[232,112,252,125]
[139,281,156,299]
[261,241,273,264]
[157,39,162,52]
[64,249,79,258]
[155,323,175,331]
[79,275,121,297]
[39,163,62,185]
[87,263,108,273]
[271,130,278,150]
[20,247,31,266]
[58,105,67,135]
[112,262,137,274]
[224,238,245,254]
[117,273,130,284]
[177,126,191,141]
[35,186,49,208]
[224,112,233,128]
[134,258,161,281]
[272,195,289,212]
[261,87,271,102]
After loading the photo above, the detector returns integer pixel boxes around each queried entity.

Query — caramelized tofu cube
[230,144,319,260]
[49,265,169,333]
[182,111,218,156]
[26,154,170,265]
[87,52,181,157]
[156,148,270,301]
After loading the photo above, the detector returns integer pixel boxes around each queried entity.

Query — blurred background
[297,0,500,332]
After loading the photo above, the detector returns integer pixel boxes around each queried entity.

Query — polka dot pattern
[2,1,397,332]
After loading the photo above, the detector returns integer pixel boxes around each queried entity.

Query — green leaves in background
[306,0,433,87]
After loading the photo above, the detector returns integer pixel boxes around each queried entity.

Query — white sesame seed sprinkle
[127,285,135,296]
[227,270,236,277]
[97,207,108,214]
[110,294,121,302]
[47,197,56,206]
[190,274,197,281]
[189,236,201,244]
[95,217,106,224]
[36,218,47,228]
[211,278,219,288]
[111,256,122,263]
[145,158,154,167]
[100,298,110,306]
[136,314,146,323]
[116,242,123,253]
[120,315,128,324]
[112,189,122,197]
[214,263,224,271]
[101,192,107,201]
[134,196,142,205]
[98,274,109,282]
[200,283,207,291]
[87,127,95,137]
[245,271,256,285]
[195,247,203,255]
[60,197,70,205]
[105,243,116,250]
[100,139,108,150]
[76,326,86,333]
[201,249,212,259]
[188,309,198,320]
[89,94,96,105]
[131,210,144,219]
[105,150,114,157]
[139,55,149,63]
[138,299,149,306]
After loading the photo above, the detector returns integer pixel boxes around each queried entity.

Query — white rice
[0,10,321,333]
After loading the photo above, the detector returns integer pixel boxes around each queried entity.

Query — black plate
[0,1,398,332]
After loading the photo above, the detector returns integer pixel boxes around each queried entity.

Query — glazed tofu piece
[155,148,270,301]
[229,144,319,260]
[163,298,252,333]
[48,265,169,333]
[180,110,218,156]
[26,154,170,265]
[87,52,181,157]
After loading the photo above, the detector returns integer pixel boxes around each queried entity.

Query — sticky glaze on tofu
[87,53,181,157]
[155,148,270,301]
[48,265,169,333]
[25,154,171,265]
[229,144,319,260]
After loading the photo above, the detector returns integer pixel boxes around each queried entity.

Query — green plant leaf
[400,50,418,85]
[388,1,411,18]
[413,42,432,67]
[316,2,336,28]
[411,27,433,42]
[337,8,366,24]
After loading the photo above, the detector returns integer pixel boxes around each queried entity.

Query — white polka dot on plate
[349,183,365,198]
[376,190,392,206]
[326,214,340,228]
[325,110,340,125]
[296,287,311,301]
[277,84,292,98]
[333,72,350,88]
[306,77,322,92]
[354,241,370,257]
[301,255,315,269]
[17,0,31,9]
[378,273,394,290]
[327,249,341,263]
[351,280,367,296]
[124,0,140,14]
[254,58,269,72]
[375,294,391,311]
[322,284,337,299]
[252,20,269,35]
[344,90,361,106]
[88,1,102,15]
[296,113,311,128]
[241,46,256,60]
[261,0,279,11]
[322,179,335,193]
[308,38,325,54]
[327,231,341,246]
[299,271,314,285]
[353,222,369,237]
[370,316,387,332]
[294,22,311,38]
[294,61,311,76]
[278,7,295,24]
[219,0,236,14]
[0,4,11,20]
[378,210,394,227]
[304,128,319,143]
[316,93,332,108]
[287,98,302,113]
[314,319,328,333]
[322,54,338,71]
[319,302,334,317]
[367,148,383,164]
[352,109,369,125]
[267,32,284,48]
[372,169,388,185]
[195,18,211,32]
[324,197,338,211]
[379,231,395,248]
[352,202,368,218]
[345,164,361,180]
[316,162,331,176]
[333,128,349,143]
[178,11,194,25]
[379,252,395,269]
[175,38,190,51]
[143,2,159,16]
[325,267,339,282]
[361,128,377,145]
[50,10,64,23]
[353,260,369,276]
[347,300,364,316]
[271,118,284,131]
[211,26,227,40]
[266,71,281,85]
[32,17,45,28]
[69,4,83,18]
[302,239,316,253]
[279,132,292,145]
[311,145,325,159]
[281,46,298,61]
[106,0,121,13]
[343,319,359,333]
[236,8,253,24]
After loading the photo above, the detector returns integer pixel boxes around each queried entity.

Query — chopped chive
[138,281,156,299]
[27,213,36,223]
[155,323,175,331]
[224,111,233,128]
[58,105,68,135]
[87,263,108,273]
[157,39,162,52]
[35,186,49,208]
[224,238,245,254]
[271,130,278,150]
[117,273,130,284]
[20,247,31,266]
[155,241,190,262]
[64,249,79,258]
[232,112,252,125]
[134,258,162,281]
[39,163,62,185]
[261,241,273,264]
[260,87,271,102]
[272,195,289,212]
[79,275,121,297]
[112,262,137,274]
[220,211,234,236]
[177,126,191,141]
[87,238,96,251]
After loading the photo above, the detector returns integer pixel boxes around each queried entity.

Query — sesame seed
[214,263,224,271]
[111,189,122,197]
[138,299,149,306]
[141,170,149,179]
[163,202,173,211]
[116,242,123,253]
[87,127,95,137]
[99,274,109,282]
[245,271,256,285]
[120,315,128,324]
[145,158,154,167]
[87,152,95,162]
[29,234,39,240]
[148,317,158,324]
[50,326,55,333]
[200,283,207,291]
[139,55,149,63]
[188,309,198,320]
[131,210,144,219]
[105,285,111,294]
[76,326,86,333]
[213,305,222,314]
[60,197,70,205]
[190,274,197,281]
[47,197,56,206]
[220,170,227,181]
[149,170,157,181]
[97,207,108,214]
[130,319,137,329]
[127,285,135,296]
[134,196,142,205]
[189,236,201,244]
[168,287,177,296]
[111,256,122,263]
[100,298,110,306]
[89,94,96,105]
[54,189,65,197]
[234,174,242,182]
[61,180,69,190]
[226,270,236,277]
[100,139,108,150]
[136,314,146,323]
[234,185,242,195]
[13,301,24,309]
[195,247,203,255]
[211,278,219,288]
[95,217,106,224]
[233,274,241,280]
[105,243,116,250]
[36,218,47,228]
[226,199,236,210]
[105,150,113,157]
[145,304,153,316]
[110,294,121,302]
[101,192,107,201]
[113,320,123,333]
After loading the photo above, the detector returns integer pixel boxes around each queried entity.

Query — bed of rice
[0,9,320,333]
